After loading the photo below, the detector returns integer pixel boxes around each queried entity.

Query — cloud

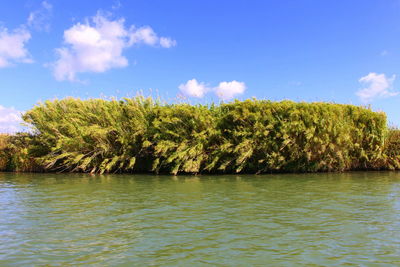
[52,13,176,82]
[0,26,32,67]
[356,72,397,102]
[0,1,53,68]
[0,106,24,133]
[215,80,246,100]
[129,26,159,46]
[178,79,247,100]
[27,1,53,32]
[160,37,177,48]
[128,26,176,48]
[179,79,209,98]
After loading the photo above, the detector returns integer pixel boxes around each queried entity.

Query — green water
[1,172,400,265]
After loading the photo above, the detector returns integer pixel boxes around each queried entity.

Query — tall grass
[0,133,43,172]
[1,97,398,174]
[382,128,400,170]
[0,135,8,170]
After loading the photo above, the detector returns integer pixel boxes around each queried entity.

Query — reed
[0,134,9,170]
[1,97,397,174]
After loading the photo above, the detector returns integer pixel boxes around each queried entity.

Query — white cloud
[160,37,177,48]
[179,79,209,98]
[0,26,32,68]
[0,106,23,133]
[178,79,247,100]
[0,1,52,68]
[356,72,397,102]
[129,26,158,46]
[52,13,176,81]
[27,1,53,32]
[215,80,246,100]
[128,26,176,48]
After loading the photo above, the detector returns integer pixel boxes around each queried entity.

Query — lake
[1,172,400,265]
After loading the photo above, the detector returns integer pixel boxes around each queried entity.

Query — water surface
[1,172,400,265]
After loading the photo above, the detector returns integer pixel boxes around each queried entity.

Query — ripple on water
[1,172,400,265]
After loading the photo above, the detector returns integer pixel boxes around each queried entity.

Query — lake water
[1,172,400,265]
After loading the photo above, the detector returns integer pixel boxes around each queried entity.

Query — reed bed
[1,97,398,174]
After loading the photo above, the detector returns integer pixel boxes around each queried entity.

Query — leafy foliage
[211,100,387,173]
[0,133,43,172]
[22,97,155,173]
[1,97,396,174]
[382,128,400,170]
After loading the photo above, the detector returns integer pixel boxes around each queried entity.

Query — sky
[1,0,400,132]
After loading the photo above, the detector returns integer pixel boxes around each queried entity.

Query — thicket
[1,97,399,174]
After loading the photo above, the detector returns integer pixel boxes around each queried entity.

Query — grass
[1,97,399,174]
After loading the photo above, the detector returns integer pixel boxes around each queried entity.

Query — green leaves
[214,100,388,173]
[2,97,393,174]
[149,104,216,174]
[20,97,155,173]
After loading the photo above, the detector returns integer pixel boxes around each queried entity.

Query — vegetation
[0,134,43,172]
[1,97,399,174]
[382,128,400,170]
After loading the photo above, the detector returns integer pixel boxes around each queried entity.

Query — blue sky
[1,0,400,132]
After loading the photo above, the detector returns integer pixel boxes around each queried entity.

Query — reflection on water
[1,172,400,265]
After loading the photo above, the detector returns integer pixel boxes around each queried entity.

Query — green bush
[149,103,218,174]
[210,100,387,173]
[1,97,392,174]
[0,134,9,170]
[0,133,43,172]
[382,128,400,170]
[23,97,155,173]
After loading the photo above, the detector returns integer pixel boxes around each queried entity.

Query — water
[1,172,400,265]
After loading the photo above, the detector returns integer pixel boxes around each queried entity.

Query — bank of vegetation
[1,97,400,174]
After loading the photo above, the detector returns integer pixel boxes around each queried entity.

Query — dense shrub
[22,97,155,173]
[382,129,400,170]
[0,97,396,174]
[211,100,387,173]
[0,133,43,172]
[0,135,8,170]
